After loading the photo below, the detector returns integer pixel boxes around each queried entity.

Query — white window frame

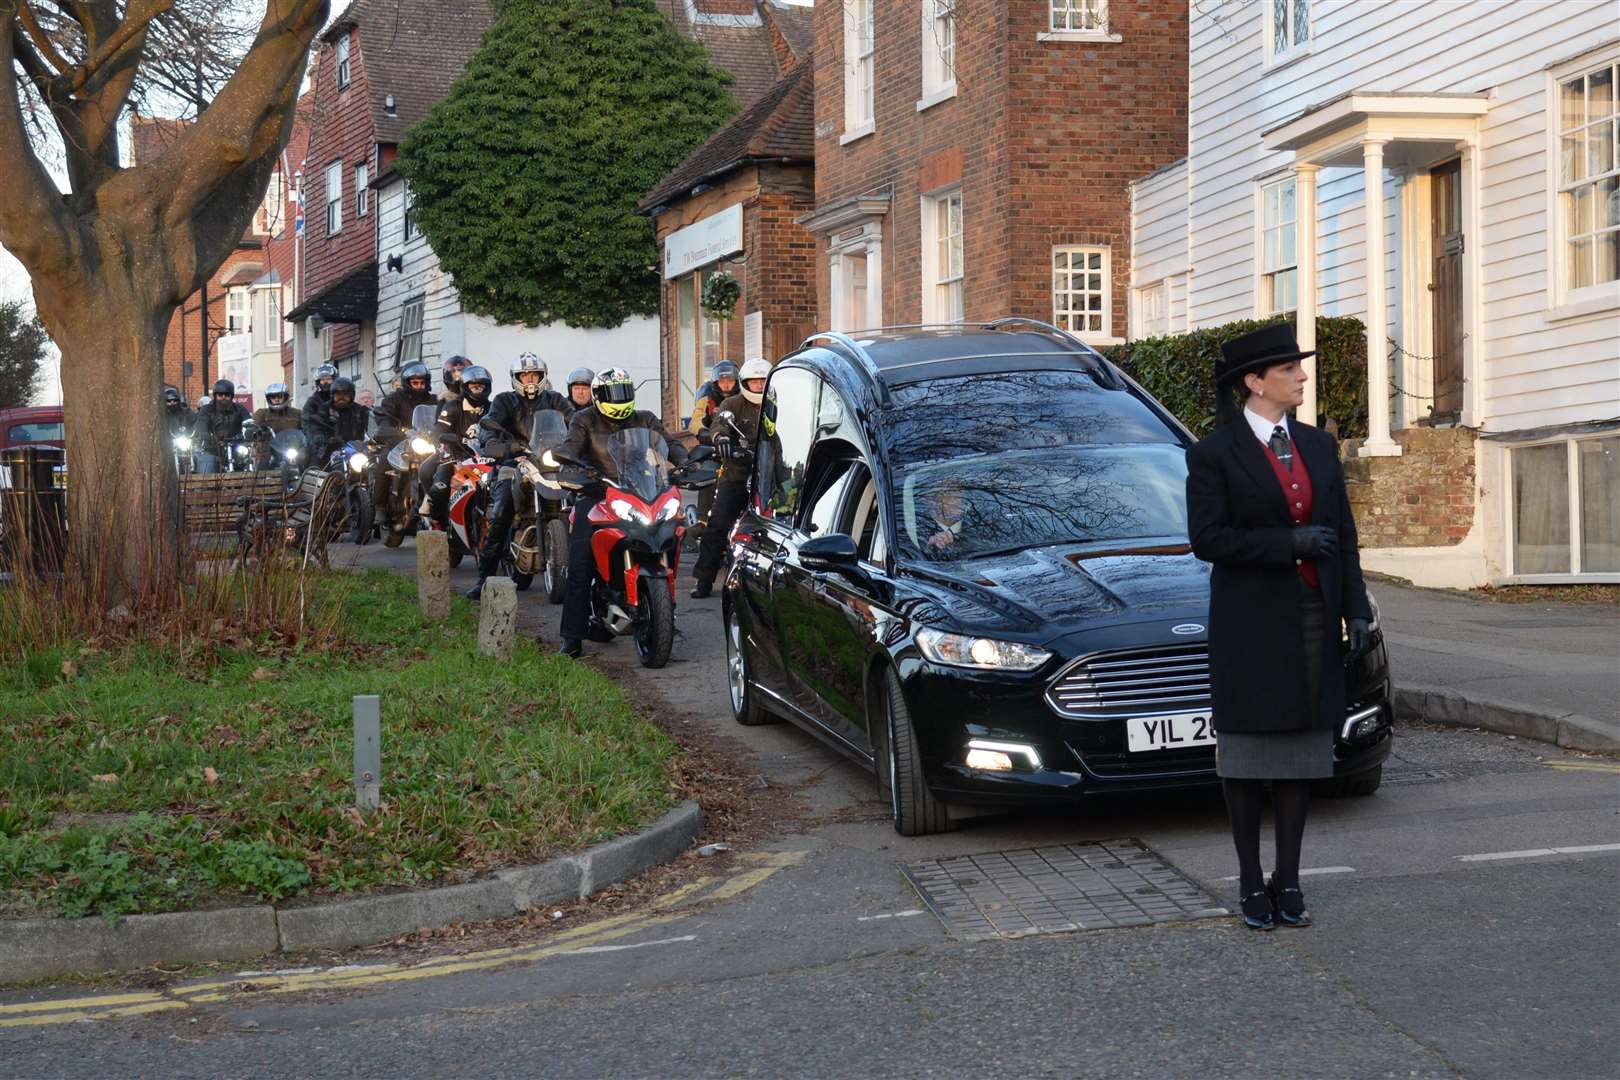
[1039,0,1120,44]
[225,287,251,338]
[1504,434,1620,583]
[256,169,285,237]
[354,162,369,218]
[1258,173,1299,315]
[324,160,342,236]
[1053,245,1116,344]
[1546,47,1620,320]
[1264,0,1312,68]
[829,224,883,333]
[335,33,352,89]
[1133,279,1168,339]
[395,295,425,368]
[841,0,876,143]
[403,185,419,242]
[921,189,964,324]
[918,1,957,111]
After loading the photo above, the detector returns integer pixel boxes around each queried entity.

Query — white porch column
[1456,138,1484,429]
[1359,138,1401,457]
[1295,164,1320,427]
[864,235,884,331]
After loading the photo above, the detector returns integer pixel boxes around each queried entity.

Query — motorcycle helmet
[400,361,431,393]
[510,352,546,399]
[331,377,355,407]
[443,355,470,391]
[460,365,493,407]
[711,360,739,395]
[265,382,290,409]
[163,385,182,408]
[314,363,338,392]
[196,394,210,409]
[592,368,636,421]
[212,379,236,400]
[567,366,594,388]
[738,358,771,406]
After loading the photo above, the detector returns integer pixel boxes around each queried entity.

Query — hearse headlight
[916,628,1051,672]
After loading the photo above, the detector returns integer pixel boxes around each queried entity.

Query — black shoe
[690,580,713,599]
[558,637,583,658]
[465,581,483,601]
[1239,890,1276,931]
[1266,875,1311,928]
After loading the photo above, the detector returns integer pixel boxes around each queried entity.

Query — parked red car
[0,405,65,449]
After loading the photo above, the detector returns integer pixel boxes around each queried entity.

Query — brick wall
[267,92,314,378]
[1342,427,1477,548]
[159,249,260,402]
[302,27,379,361]
[810,1,1187,333]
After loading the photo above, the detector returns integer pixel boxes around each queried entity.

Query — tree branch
[66,0,171,96]
[0,0,74,278]
[17,0,69,73]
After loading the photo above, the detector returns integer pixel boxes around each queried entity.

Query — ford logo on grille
[1171,623,1205,635]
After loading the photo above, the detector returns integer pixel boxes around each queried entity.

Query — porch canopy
[1263,93,1489,453]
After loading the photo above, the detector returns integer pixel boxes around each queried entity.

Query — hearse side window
[803,459,856,538]
[756,366,819,520]
[847,467,887,565]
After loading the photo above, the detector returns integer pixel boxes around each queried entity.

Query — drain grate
[902,839,1226,941]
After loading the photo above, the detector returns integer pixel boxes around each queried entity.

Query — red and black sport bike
[559,429,715,668]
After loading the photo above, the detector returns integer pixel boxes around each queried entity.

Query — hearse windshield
[883,371,1189,562]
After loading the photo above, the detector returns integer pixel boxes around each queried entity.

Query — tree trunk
[36,272,182,604]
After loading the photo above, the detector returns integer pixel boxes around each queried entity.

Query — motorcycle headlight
[348,451,370,473]
[915,628,1051,672]
[541,450,558,468]
[284,448,301,462]
[174,435,193,452]
[656,499,682,522]
[410,436,435,456]
[609,498,651,527]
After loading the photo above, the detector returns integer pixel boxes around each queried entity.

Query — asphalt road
[5,542,1617,1080]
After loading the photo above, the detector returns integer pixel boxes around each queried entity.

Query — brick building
[803,0,1187,344]
[638,6,816,427]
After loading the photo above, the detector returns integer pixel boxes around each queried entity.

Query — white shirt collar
[1243,407,1291,447]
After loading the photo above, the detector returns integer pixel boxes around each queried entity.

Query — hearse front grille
[1045,642,1211,720]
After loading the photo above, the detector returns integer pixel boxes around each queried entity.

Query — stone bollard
[477,577,518,659]
[416,530,451,620]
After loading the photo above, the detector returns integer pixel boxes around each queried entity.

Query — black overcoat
[1185,419,1372,735]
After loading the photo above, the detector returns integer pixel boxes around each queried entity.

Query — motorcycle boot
[466,550,501,602]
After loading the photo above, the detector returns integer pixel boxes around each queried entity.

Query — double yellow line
[0,850,804,1029]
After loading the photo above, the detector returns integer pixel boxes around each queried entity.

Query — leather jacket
[435,396,491,459]
[252,406,303,435]
[191,400,250,450]
[701,393,777,486]
[479,389,574,455]
[375,387,436,438]
[556,408,686,483]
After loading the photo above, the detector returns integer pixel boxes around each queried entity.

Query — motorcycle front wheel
[544,519,568,604]
[348,488,374,545]
[634,577,675,669]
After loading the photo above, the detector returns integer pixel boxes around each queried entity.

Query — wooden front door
[1429,159,1464,419]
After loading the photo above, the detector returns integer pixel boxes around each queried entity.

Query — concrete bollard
[477,577,518,660]
[416,530,451,621]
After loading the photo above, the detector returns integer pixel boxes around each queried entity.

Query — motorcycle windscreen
[529,410,570,455]
[607,428,670,505]
[271,428,308,464]
[410,403,438,433]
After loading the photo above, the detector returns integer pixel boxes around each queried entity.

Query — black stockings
[1222,778,1311,896]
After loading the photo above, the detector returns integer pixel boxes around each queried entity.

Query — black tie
[1269,425,1293,469]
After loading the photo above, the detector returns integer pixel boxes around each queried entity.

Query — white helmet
[510,352,546,399]
[739,357,771,405]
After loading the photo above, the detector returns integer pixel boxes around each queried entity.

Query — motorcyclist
[691,358,775,599]
[555,368,687,658]
[163,385,193,441]
[371,361,436,517]
[301,362,338,418]
[465,353,573,599]
[689,360,739,435]
[565,367,595,413]
[440,355,470,405]
[191,379,251,474]
[424,364,493,530]
[249,382,303,469]
[305,376,370,467]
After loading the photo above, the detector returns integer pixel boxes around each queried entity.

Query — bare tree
[1,0,327,598]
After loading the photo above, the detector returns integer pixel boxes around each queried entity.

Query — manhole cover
[902,839,1226,940]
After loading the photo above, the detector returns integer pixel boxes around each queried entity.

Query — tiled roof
[764,1,813,63]
[128,114,189,165]
[655,0,780,110]
[350,0,496,144]
[638,57,813,213]
[286,261,380,324]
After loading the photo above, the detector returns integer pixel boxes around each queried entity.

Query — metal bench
[235,468,344,567]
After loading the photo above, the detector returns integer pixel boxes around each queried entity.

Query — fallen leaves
[60,659,78,679]
[91,773,119,783]
[250,666,273,682]
[203,766,220,786]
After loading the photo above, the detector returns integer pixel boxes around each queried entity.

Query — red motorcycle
[442,452,497,569]
[560,429,715,668]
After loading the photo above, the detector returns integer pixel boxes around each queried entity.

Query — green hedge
[1099,316,1368,439]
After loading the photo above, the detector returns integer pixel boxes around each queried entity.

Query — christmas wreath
[700,271,740,321]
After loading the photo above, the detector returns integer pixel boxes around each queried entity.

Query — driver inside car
[922,478,968,552]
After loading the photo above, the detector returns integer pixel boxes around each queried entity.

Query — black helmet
[163,385,182,406]
[400,361,431,391]
[331,377,356,404]
[460,365,492,406]
[443,356,470,389]
[566,366,594,388]
[212,379,236,398]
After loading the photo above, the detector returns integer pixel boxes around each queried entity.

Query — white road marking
[857,909,927,922]
[1218,866,1355,883]
[564,935,697,955]
[1455,843,1620,863]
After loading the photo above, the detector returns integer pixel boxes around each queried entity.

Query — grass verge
[0,569,677,920]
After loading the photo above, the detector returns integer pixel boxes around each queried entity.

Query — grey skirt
[1215,581,1334,780]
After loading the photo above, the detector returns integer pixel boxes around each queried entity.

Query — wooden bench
[179,471,283,537]
[235,469,345,567]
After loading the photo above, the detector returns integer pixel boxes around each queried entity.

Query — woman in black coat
[1185,324,1374,931]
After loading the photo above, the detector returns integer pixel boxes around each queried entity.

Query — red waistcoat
[1259,438,1319,588]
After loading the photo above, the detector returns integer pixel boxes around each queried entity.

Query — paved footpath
[4,543,1616,1079]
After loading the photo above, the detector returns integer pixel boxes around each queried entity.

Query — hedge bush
[1099,316,1368,439]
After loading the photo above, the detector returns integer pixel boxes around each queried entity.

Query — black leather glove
[1345,617,1372,658]
[1291,524,1338,560]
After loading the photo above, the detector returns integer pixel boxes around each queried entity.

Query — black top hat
[1215,323,1316,388]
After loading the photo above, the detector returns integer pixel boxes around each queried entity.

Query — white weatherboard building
[368,175,660,407]
[1131,0,1619,586]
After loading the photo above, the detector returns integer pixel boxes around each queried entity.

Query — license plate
[1126,711,1215,752]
